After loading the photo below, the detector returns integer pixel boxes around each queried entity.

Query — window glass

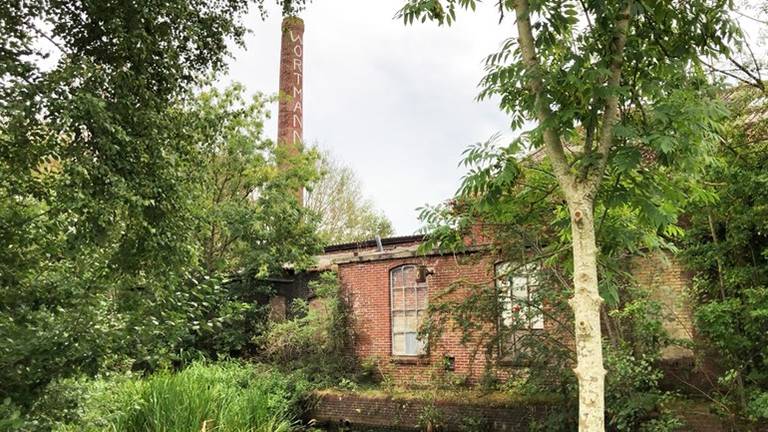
[390,265,428,356]
[495,262,544,331]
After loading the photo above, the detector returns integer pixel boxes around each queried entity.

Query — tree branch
[589,0,634,192]
[699,57,764,90]
[513,0,573,192]
[724,52,764,91]
[30,23,70,56]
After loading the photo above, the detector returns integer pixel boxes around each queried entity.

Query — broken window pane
[494,262,545,357]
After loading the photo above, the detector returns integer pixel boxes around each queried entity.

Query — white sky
[222,1,514,236]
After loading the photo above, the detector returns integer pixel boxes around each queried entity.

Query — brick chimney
[277,16,304,204]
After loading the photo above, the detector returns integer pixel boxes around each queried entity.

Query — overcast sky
[222,1,514,236]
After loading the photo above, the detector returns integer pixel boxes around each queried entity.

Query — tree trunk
[567,194,606,431]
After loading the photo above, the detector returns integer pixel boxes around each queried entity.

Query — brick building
[312,234,695,385]
[269,15,694,387]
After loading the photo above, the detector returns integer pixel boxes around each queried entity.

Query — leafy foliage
[255,0,313,18]
[256,272,357,384]
[306,149,393,245]
[682,86,768,424]
[1,6,322,402]
[190,84,321,277]
[416,140,693,429]
[2,0,249,405]
[20,362,307,432]
[401,0,737,427]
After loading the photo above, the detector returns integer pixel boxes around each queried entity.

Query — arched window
[390,265,428,356]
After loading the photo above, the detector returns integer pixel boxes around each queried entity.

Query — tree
[306,149,394,245]
[190,84,321,276]
[399,1,738,429]
[1,0,252,403]
[419,136,698,430]
[178,84,322,358]
[0,1,323,404]
[683,86,768,424]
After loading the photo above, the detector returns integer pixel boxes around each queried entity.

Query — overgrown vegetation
[5,362,308,432]
[0,80,322,408]
[3,0,768,430]
[0,0,327,426]
[414,94,717,429]
[682,86,768,425]
[399,1,739,428]
[257,272,357,386]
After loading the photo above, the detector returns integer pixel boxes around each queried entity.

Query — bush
[25,362,308,432]
[605,346,682,432]
[256,272,355,383]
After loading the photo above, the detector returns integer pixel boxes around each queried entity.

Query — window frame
[389,264,428,357]
[494,261,544,360]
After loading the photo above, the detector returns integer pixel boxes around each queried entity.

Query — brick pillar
[277,16,304,204]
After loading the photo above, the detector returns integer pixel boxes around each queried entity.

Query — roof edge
[323,234,426,253]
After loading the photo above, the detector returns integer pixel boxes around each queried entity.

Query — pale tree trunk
[511,0,633,428]
[566,192,605,431]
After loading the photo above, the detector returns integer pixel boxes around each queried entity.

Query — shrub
[747,391,768,423]
[0,398,25,431]
[604,346,682,432]
[31,362,307,432]
[256,272,355,383]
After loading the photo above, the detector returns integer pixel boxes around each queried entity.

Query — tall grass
[58,362,305,432]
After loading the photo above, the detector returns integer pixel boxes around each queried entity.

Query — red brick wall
[338,250,694,385]
[308,392,736,432]
[338,253,499,384]
[631,252,695,359]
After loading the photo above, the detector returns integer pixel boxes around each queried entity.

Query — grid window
[390,265,428,356]
[495,262,544,330]
[495,262,544,358]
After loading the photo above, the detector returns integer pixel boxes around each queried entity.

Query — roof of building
[323,234,425,253]
[314,234,488,271]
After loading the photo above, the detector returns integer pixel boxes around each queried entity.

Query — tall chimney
[277,16,304,204]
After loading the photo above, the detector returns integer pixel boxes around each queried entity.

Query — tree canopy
[0,0,321,405]
[306,149,394,245]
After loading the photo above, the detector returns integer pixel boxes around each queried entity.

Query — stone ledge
[305,390,554,431]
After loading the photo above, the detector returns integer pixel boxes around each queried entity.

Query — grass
[58,362,305,432]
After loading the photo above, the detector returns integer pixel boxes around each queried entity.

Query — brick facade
[632,251,695,359]
[306,391,734,432]
[327,238,695,386]
[339,251,497,384]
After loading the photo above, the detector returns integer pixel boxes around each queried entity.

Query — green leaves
[255,0,313,18]
[680,87,768,423]
[0,0,320,406]
[397,0,478,26]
